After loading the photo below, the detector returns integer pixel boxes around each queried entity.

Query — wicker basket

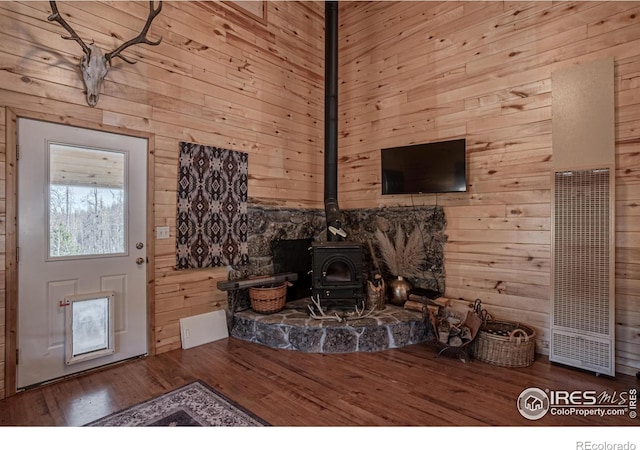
[473,320,536,368]
[249,283,287,314]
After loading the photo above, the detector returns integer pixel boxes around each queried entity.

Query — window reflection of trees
[49,185,125,257]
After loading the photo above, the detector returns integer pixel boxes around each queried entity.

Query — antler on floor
[308,295,344,322]
[307,296,377,322]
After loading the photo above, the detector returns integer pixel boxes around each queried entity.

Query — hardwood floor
[0,337,638,427]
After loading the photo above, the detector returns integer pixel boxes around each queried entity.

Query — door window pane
[48,144,126,258]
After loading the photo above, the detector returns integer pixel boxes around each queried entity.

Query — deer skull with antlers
[48,1,163,107]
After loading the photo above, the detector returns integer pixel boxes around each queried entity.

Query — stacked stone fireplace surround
[226,204,446,353]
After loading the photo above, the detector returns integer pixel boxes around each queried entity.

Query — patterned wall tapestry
[176,141,249,269]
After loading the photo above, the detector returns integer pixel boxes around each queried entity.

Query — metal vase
[388,276,412,306]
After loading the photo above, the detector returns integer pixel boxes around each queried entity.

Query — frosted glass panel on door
[48,144,126,258]
[65,292,115,365]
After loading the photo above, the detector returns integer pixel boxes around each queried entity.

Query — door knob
[136,257,145,265]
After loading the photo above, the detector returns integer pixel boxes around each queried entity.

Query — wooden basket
[473,320,536,368]
[249,283,287,314]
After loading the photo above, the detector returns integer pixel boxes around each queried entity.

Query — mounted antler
[104,2,163,65]
[47,1,163,107]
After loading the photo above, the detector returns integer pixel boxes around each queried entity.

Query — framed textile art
[176,142,249,269]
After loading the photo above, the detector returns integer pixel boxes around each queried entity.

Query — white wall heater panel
[551,168,615,376]
[551,58,615,376]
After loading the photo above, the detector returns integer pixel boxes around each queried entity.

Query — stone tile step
[231,299,431,353]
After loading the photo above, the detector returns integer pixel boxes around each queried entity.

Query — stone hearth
[231,299,430,353]
[225,204,445,353]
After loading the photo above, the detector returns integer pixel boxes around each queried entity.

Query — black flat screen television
[381,138,467,195]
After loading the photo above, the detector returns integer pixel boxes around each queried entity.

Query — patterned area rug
[86,381,268,427]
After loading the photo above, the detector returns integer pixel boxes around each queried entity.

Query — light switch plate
[157,226,170,239]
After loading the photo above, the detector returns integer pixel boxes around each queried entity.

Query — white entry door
[17,118,148,389]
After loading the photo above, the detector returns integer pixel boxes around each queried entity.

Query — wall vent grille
[551,168,614,376]
[551,330,613,373]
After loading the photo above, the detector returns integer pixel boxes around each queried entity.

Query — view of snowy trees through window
[49,185,125,257]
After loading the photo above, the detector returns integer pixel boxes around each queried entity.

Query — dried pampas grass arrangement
[374,225,426,279]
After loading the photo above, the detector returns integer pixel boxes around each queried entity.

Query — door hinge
[16,348,19,365]
[16,144,19,160]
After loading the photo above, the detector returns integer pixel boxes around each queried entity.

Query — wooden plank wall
[338,1,640,376]
[0,107,5,398]
[0,0,325,398]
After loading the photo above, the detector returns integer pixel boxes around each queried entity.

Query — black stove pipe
[324,0,343,242]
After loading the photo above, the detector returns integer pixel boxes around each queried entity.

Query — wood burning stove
[309,2,364,310]
[311,242,364,309]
